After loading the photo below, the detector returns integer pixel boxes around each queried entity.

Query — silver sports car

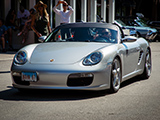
[11,22,152,93]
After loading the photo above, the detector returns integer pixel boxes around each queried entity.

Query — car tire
[140,49,152,79]
[109,58,122,93]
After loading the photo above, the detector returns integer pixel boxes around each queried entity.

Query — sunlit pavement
[0,51,16,61]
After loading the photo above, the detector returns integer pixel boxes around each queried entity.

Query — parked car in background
[147,21,160,41]
[11,22,151,93]
[115,19,157,42]
[127,18,158,42]
[113,20,138,37]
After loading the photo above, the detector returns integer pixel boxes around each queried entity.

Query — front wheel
[109,58,122,93]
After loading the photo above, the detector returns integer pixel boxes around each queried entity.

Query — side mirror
[121,36,137,43]
[38,36,47,43]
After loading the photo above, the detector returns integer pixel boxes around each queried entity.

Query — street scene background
[0,0,160,120]
[0,43,160,119]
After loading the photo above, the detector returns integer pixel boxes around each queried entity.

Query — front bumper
[11,62,112,91]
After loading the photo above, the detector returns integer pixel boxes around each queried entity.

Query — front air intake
[138,51,144,65]
[67,73,93,86]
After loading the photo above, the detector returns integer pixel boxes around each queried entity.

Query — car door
[116,23,141,77]
[122,39,140,76]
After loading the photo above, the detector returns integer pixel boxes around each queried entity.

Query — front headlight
[14,51,27,65]
[83,52,102,66]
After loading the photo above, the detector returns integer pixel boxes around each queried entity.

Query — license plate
[22,72,37,82]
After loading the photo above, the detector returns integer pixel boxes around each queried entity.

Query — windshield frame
[45,26,118,44]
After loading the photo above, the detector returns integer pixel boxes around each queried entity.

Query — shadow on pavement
[120,76,148,88]
[0,77,148,102]
[0,87,108,102]
[0,71,10,74]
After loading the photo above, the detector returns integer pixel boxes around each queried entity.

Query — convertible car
[11,22,152,93]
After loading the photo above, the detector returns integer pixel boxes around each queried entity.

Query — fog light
[81,73,93,77]
[69,73,93,79]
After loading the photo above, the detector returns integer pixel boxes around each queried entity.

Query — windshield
[45,27,118,43]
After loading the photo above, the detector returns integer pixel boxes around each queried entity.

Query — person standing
[5,9,17,50]
[53,1,74,39]
[17,8,36,44]
[31,1,51,43]
[6,9,17,29]
[53,0,74,24]
[17,6,30,31]
[0,18,7,53]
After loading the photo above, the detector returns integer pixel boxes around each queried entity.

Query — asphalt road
[0,43,160,120]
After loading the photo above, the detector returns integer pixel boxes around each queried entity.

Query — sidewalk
[0,51,16,61]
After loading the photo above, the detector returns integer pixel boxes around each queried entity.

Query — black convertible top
[55,22,119,31]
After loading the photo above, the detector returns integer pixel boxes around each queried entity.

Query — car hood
[30,42,111,64]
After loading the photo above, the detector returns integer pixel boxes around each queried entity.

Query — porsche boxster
[11,22,152,93]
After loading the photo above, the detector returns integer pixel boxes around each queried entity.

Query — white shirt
[17,9,30,25]
[53,6,74,24]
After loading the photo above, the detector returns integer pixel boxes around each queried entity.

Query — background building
[0,0,159,50]
[0,0,115,28]
[115,0,160,21]
[1,0,159,27]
